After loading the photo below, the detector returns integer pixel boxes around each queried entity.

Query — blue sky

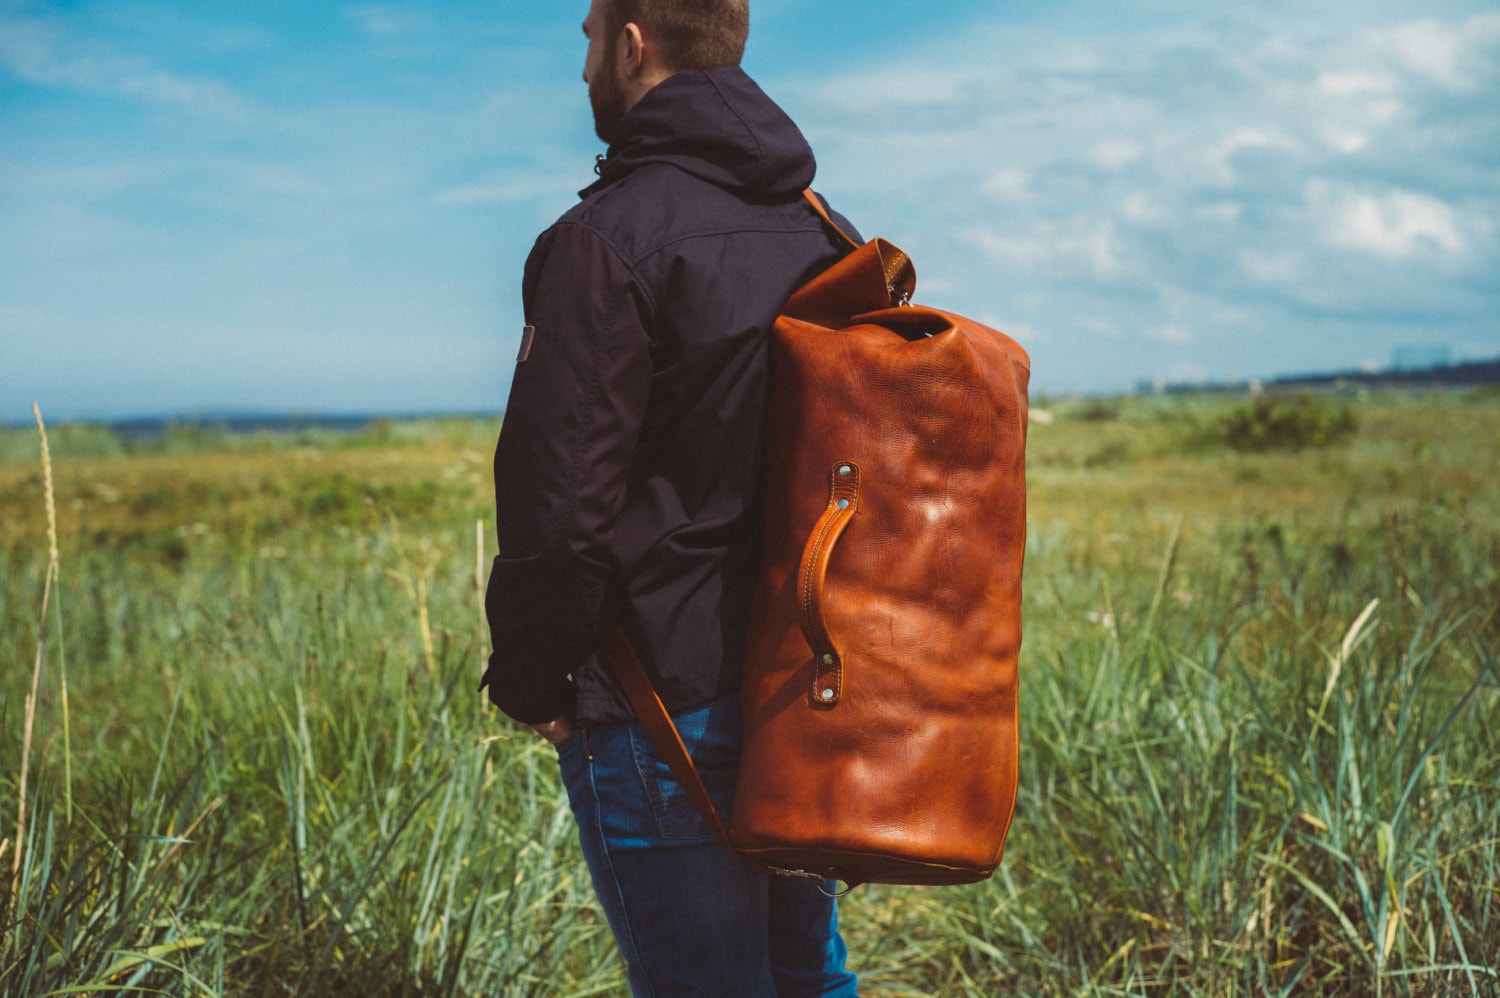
[2,0,1498,421]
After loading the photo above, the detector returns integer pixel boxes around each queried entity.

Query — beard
[588,44,628,145]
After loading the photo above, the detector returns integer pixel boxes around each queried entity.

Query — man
[480,0,861,994]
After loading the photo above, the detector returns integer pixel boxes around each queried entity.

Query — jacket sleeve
[481,221,652,724]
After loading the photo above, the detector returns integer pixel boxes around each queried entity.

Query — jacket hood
[584,67,815,200]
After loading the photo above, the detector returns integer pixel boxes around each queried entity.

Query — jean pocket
[553,728,588,807]
[628,697,742,840]
[553,728,584,755]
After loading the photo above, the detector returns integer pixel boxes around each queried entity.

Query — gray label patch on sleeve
[518,325,536,363]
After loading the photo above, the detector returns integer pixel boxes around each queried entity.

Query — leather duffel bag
[603,190,1029,889]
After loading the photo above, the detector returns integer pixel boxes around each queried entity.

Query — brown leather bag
[604,191,1030,888]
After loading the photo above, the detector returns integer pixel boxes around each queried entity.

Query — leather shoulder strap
[597,612,733,847]
[803,189,862,251]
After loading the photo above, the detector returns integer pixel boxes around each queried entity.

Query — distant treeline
[103,411,502,441]
[1274,357,1500,390]
[109,413,378,441]
[1143,356,1500,395]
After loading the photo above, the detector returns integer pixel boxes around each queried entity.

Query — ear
[618,21,647,77]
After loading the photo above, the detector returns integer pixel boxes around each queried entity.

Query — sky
[2,0,1498,422]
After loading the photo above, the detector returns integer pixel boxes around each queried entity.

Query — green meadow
[2,391,1497,996]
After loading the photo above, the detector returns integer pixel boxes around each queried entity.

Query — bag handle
[797,461,861,707]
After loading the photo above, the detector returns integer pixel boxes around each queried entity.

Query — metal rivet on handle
[821,689,836,701]
[838,464,853,477]
[837,499,849,510]
[821,654,834,665]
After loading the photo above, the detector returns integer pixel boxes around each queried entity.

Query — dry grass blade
[475,517,488,671]
[12,404,59,891]
[142,797,223,892]
[1310,597,1380,743]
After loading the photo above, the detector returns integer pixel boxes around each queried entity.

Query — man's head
[583,0,749,144]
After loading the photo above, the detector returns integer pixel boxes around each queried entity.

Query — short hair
[604,0,749,71]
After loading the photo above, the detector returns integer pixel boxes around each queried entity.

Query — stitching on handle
[796,462,861,706]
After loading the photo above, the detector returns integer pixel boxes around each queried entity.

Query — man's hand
[529,714,575,745]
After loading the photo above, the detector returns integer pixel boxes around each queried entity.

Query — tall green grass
[845,511,1497,995]
[3,396,1497,995]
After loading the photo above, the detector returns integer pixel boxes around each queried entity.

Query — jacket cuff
[480,662,575,726]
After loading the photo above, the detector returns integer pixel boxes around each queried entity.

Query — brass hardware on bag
[766,863,846,889]
[817,879,855,899]
[764,863,853,898]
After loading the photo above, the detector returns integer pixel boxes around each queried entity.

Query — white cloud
[1148,324,1195,345]
[1197,202,1243,224]
[0,14,247,116]
[983,168,1034,203]
[1207,127,1301,184]
[1368,13,1500,92]
[985,318,1044,346]
[1384,21,1467,87]
[778,1,1498,393]
[1240,250,1302,285]
[344,5,434,38]
[1092,140,1143,172]
[1323,129,1370,154]
[432,172,580,206]
[1121,191,1164,224]
[1308,180,1468,258]
[1316,70,1399,97]
[814,65,980,113]
[965,217,1124,279]
[7,0,1497,413]
[1077,316,1124,339]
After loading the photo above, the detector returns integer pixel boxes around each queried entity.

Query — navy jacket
[481,67,858,725]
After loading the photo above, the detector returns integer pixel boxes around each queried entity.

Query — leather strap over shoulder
[799,190,916,309]
[802,189,861,251]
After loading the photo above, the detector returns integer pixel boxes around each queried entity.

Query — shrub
[1075,399,1121,422]
[1217,393,1358,452]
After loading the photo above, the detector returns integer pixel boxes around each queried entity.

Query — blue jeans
[555,694,860,997]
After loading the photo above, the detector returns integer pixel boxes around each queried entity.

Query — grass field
[2,391,1497,996]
